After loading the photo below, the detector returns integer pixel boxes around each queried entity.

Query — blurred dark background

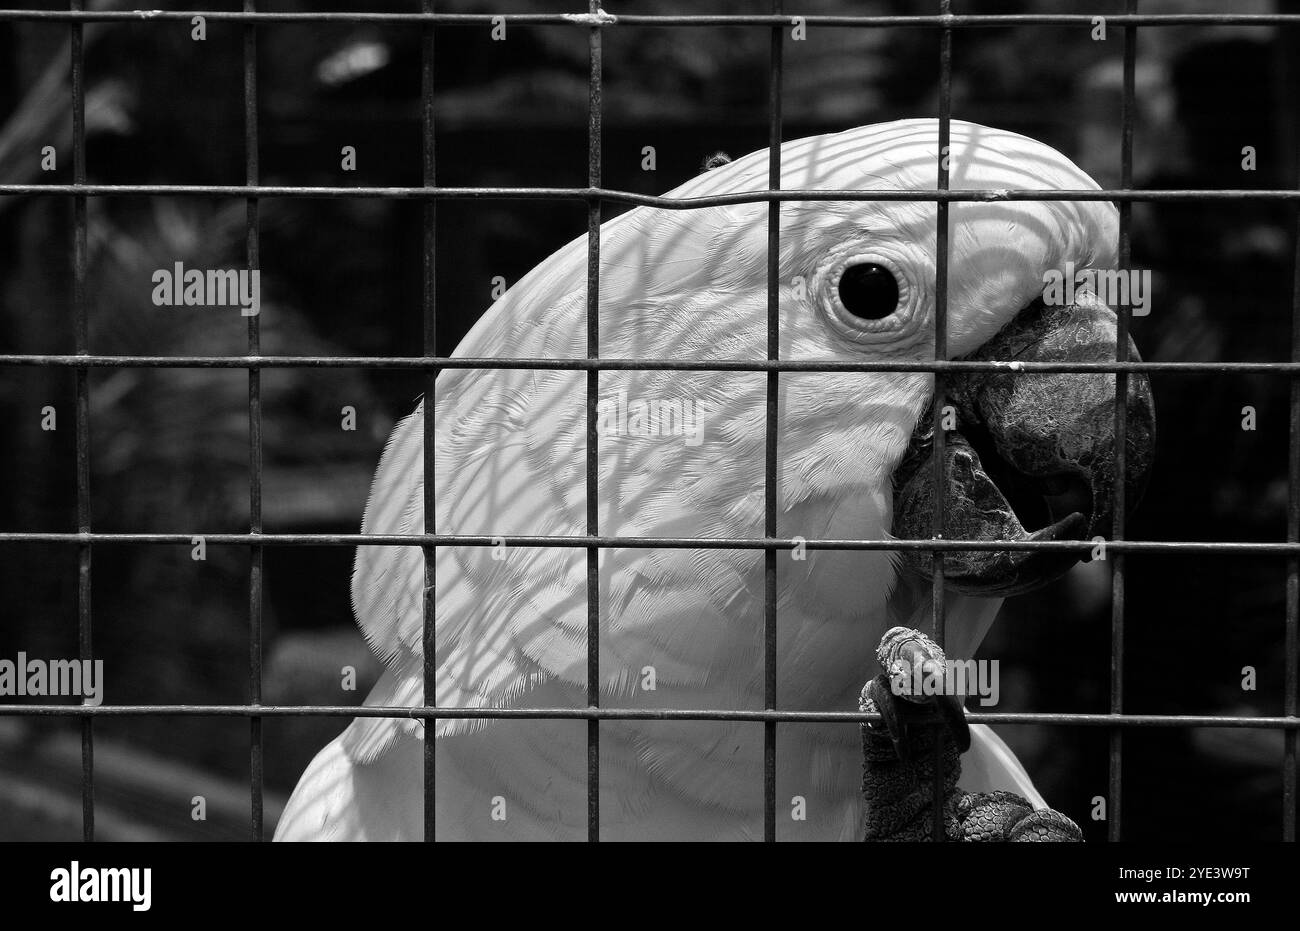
[0,0,1295,840]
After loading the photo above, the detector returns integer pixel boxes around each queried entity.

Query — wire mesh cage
[0,0,1296,842]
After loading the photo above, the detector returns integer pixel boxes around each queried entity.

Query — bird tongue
[892,422,1088,597]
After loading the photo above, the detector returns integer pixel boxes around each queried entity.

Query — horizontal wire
[0,10,1296,27]
[0,705,1294,727]
[1,355,1297,374]
[0,532,1297,554]
[0,184,1295,205]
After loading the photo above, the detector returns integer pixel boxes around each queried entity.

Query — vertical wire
[1287,187,1299,844]
[70,0,92,843]
[243,0,263,841]
[1285,23,1300,844]
[930,0,952,842]
[421,0,438,843]
[585,0,603,843]
[1109,0,1138,844]
[763,0,784,844]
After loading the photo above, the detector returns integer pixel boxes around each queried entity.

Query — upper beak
[891,292,1156,597]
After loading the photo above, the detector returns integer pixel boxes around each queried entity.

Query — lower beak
[891,292,1157,597]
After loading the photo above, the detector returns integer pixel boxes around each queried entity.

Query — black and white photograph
[0,0,1296,908]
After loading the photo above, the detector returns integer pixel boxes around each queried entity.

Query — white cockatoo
[274,119,1154,841]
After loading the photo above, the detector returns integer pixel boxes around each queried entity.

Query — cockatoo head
[575,119,1156,596]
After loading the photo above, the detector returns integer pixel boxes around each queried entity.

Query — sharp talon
[936,691,971,752]
[865,674,911,763]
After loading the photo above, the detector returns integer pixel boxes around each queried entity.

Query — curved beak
[892,292,1157,597]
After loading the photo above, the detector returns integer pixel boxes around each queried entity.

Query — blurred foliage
[0,0,1295,839]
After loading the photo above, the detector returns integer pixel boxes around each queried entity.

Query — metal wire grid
[0,2,1294,844]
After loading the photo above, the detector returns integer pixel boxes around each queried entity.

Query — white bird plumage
[274,119,1117,841]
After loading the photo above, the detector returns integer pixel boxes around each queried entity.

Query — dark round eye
[837,263,900,321]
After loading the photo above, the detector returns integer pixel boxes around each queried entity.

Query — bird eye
[837,263,900,320]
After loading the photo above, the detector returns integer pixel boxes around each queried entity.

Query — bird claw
[861,626,1082,842]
